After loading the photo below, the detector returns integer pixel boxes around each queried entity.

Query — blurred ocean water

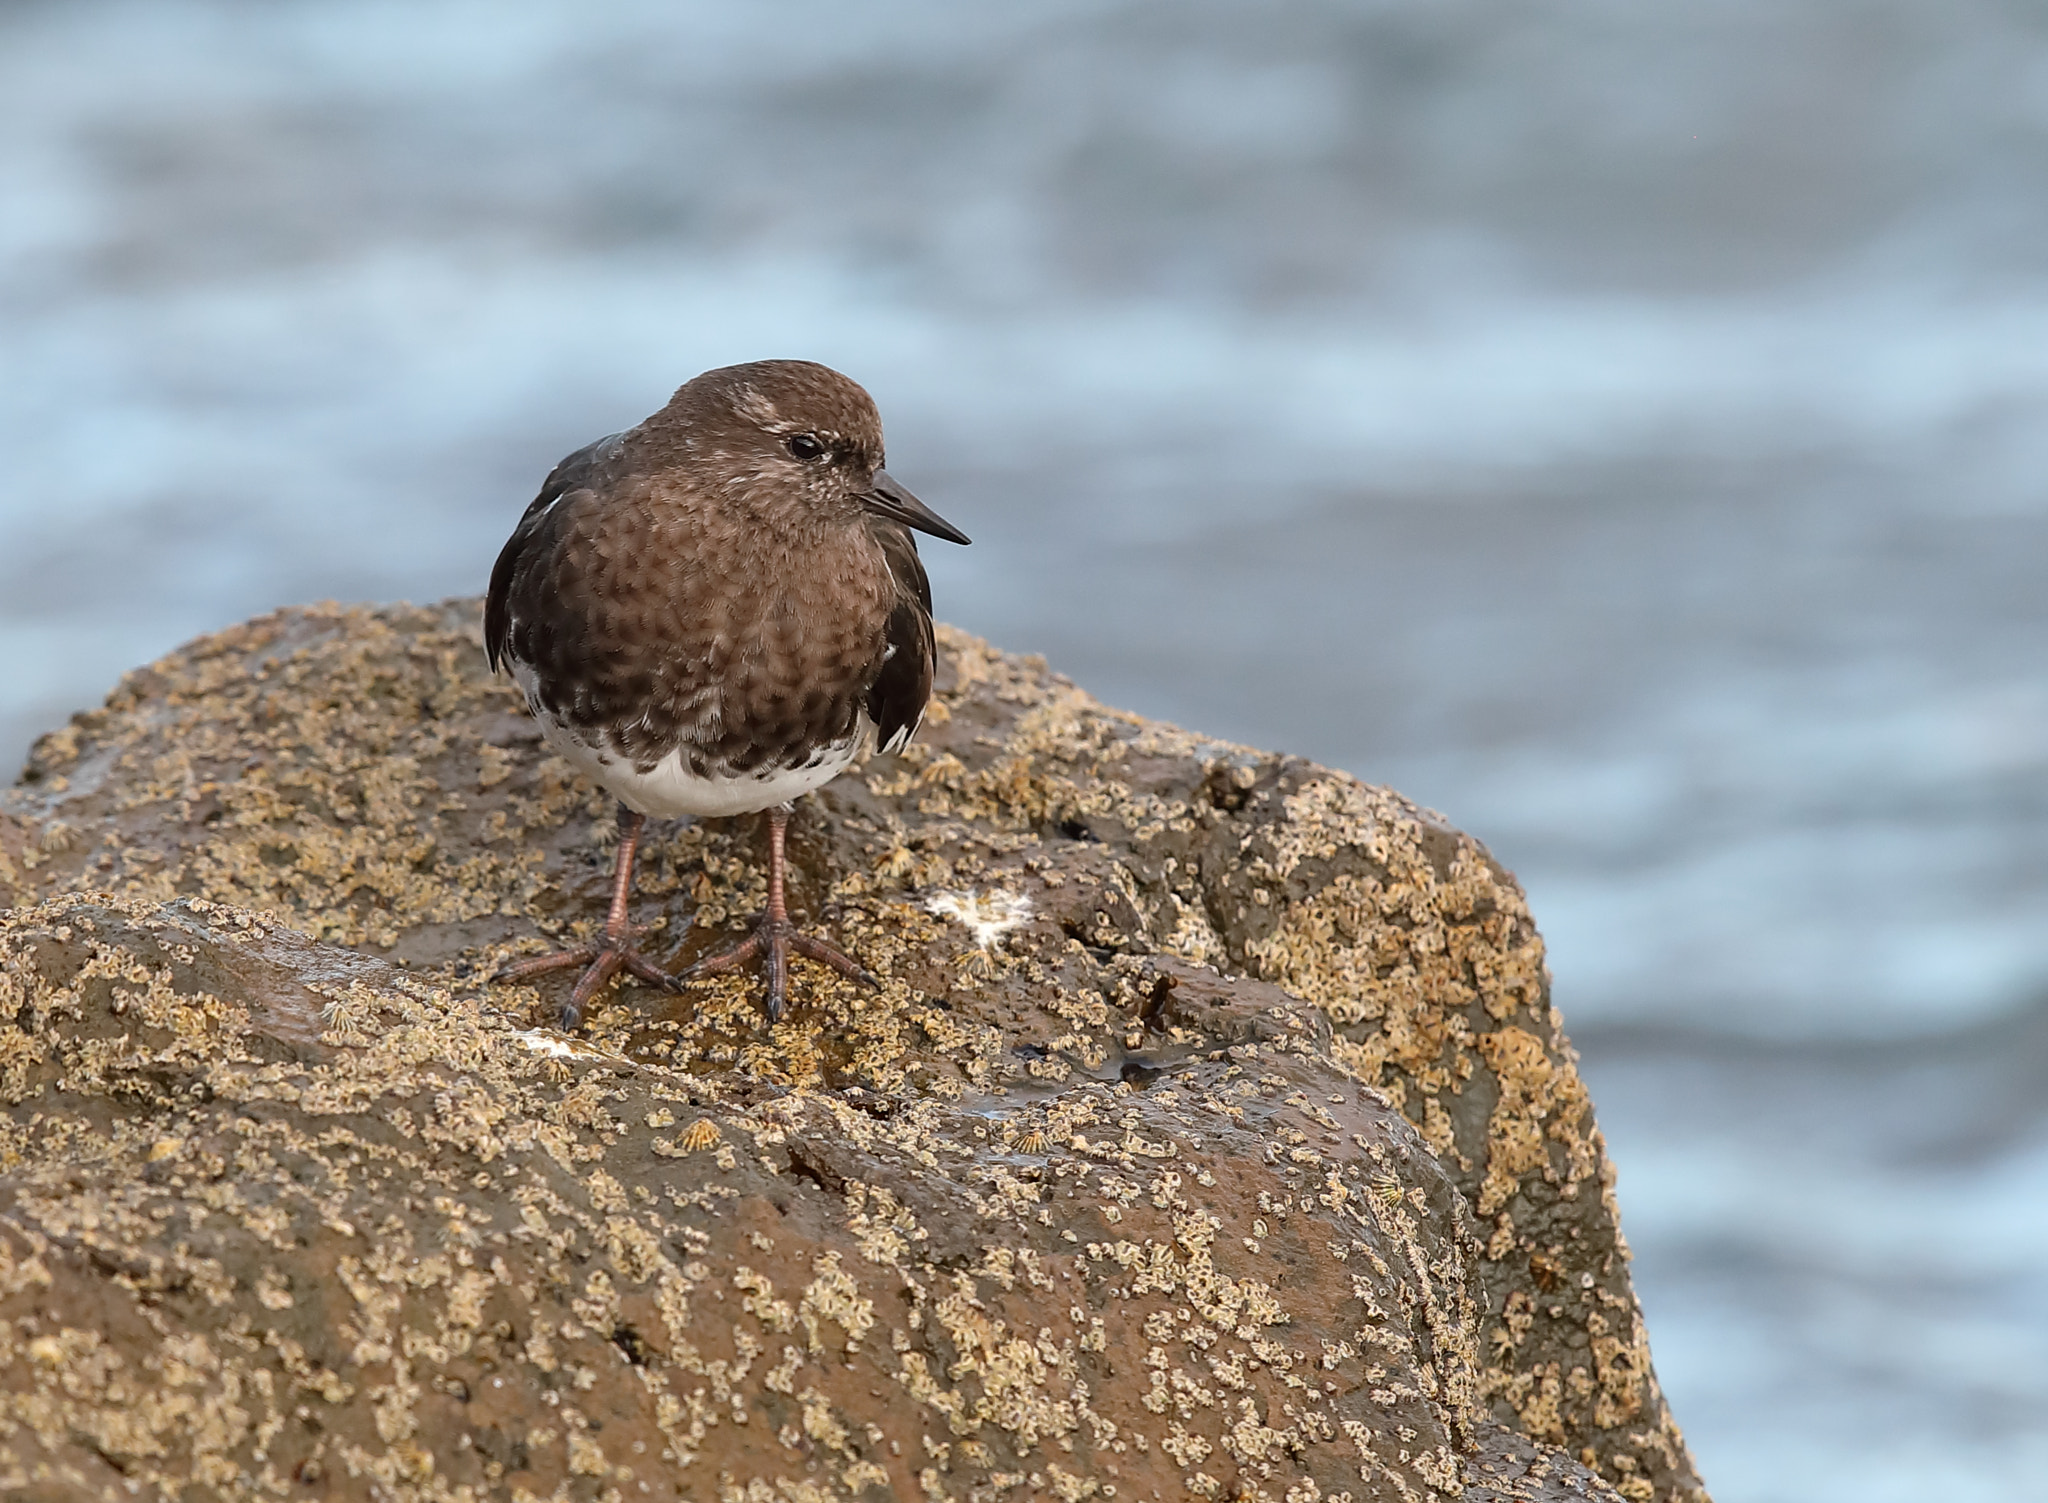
[1,2,2045,1496]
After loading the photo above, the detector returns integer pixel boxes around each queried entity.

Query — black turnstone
[484,359,971,1028]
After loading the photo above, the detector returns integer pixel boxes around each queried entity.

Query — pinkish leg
[494,803,676,1029]
[677,803,876,1022]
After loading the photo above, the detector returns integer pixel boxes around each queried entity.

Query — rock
[0,601,1707,1503]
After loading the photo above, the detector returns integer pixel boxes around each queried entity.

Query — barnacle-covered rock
[0,602,1707,1502]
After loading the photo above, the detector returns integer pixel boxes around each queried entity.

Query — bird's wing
[484,432,627,673]
[866,519,936,755]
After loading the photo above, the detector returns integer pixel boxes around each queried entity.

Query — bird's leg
[494,802,676,1030]
[678,802,877,1022]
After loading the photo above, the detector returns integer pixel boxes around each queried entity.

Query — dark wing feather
[865,519,936,754]
[484,432,627,673]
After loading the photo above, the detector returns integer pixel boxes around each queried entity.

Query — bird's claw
[678,916,877,1022]
[495,935,676,1031]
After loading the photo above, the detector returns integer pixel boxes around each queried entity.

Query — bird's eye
[786,433,826,461]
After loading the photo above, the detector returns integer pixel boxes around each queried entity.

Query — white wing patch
[875,709,923,757]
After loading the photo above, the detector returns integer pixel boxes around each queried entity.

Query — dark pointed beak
[862,471,971,545]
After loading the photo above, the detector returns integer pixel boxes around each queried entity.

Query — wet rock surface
[0,601,1706,1502]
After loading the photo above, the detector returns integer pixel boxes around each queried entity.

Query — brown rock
[0,601,1708,1502]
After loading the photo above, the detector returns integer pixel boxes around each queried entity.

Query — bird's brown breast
[501,477,899,778]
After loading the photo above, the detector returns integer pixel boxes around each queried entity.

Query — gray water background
[2,2,2045,1496]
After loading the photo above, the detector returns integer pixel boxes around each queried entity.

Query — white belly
[531,708,865,819]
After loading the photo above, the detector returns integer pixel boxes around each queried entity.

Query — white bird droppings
[925,889,1033,949]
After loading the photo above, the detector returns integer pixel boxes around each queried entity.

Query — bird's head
[654,359,970,545]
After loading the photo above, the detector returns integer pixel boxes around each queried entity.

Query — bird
[483,359,970,1029]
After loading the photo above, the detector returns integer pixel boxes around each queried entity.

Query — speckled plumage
[482,359,970,1025]
[485,361,947,807]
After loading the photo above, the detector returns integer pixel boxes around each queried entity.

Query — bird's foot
[677,916,878,1023]
[494,926,675,1031]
